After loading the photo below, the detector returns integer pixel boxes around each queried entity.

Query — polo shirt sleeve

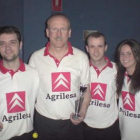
[80,54,90,85]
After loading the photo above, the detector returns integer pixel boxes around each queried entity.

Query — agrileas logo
[91,83,107,101]
[52,72,71,92]
[122,91,135,111]
[6,91,25,113]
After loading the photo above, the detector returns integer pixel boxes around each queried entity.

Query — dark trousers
[10,131,34,140]
[83,120,121,140]
[34,111,83,140]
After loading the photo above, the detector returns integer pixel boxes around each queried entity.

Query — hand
[0,122,3,130]
[70,113,85,125]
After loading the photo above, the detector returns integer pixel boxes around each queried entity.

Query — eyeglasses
[49,28,69,33]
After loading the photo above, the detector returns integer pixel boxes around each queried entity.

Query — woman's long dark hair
[114,39,140,95]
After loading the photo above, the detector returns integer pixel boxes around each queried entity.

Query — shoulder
[111,61,116,67]
[110,61,117,71]
[29,47,46,64]
[31,47,45,58]
[110,61,116,66]
[24,64,38,74]
[72,47,88,57]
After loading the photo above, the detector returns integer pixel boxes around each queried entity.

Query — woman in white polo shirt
[115,39,140,140]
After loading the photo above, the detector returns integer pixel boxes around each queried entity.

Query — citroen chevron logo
[123,93,134,109]
[52,72,71,92]
[122,91,135,111]
[91,83,107,101]
[9,93,24,110]
[6,92,25,113]
[93,84,104,99]
[54,74,69,89]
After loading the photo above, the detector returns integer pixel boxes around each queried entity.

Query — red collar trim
[44,41,73,56]
[124,71,131,83]
[0,59,25,74]
[90,57,113,77]
[105,57,113,68]
[124,71,128,76]
[90,57,113,68]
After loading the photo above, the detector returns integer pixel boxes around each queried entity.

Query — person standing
[29,13,90,140]
[83,32,120,140]
[0,26,39,140]
[115,39,140,140]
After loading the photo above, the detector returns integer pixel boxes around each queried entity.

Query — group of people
[0,13,139,140]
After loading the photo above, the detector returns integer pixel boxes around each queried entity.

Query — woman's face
[120,44,136,75]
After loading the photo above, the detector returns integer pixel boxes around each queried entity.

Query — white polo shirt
[84,58,118,128]
[119,73,140,140]
[0,60,39,140]
[29,42,90,120]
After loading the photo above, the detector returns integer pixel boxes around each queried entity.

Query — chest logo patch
[52,72,71,92]
[91,83,107,101]
[6,91,25,113]
[122,91,135,111]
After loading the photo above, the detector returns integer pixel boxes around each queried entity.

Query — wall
[0,0,23,59]
[0,0,140,62]
[23,0,51,62]
[63,0,140,60]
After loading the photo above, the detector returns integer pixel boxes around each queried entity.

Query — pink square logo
[122,91,135,111]
[6,91,25,113]
[91,83,107,101]
[52,72,71,92]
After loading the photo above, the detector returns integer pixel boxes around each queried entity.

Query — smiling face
[120,44,136,74]
[86,36,107,63]
[46,16,71,49]
[0,33,22,62]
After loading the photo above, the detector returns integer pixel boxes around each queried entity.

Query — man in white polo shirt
[83,32,120,140]
[29,13,90,140]
[0,26,39,140]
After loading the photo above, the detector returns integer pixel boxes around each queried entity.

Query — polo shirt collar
[124,71,132,83]
[90,57,113,68]
[44,41,73,56]
[0,59,25,74]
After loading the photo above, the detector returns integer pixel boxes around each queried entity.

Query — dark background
[0,0,140,63]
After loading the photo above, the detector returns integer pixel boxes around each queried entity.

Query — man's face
[46,16,71,49]
[0,33,22,62]
[86,36,107,63]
